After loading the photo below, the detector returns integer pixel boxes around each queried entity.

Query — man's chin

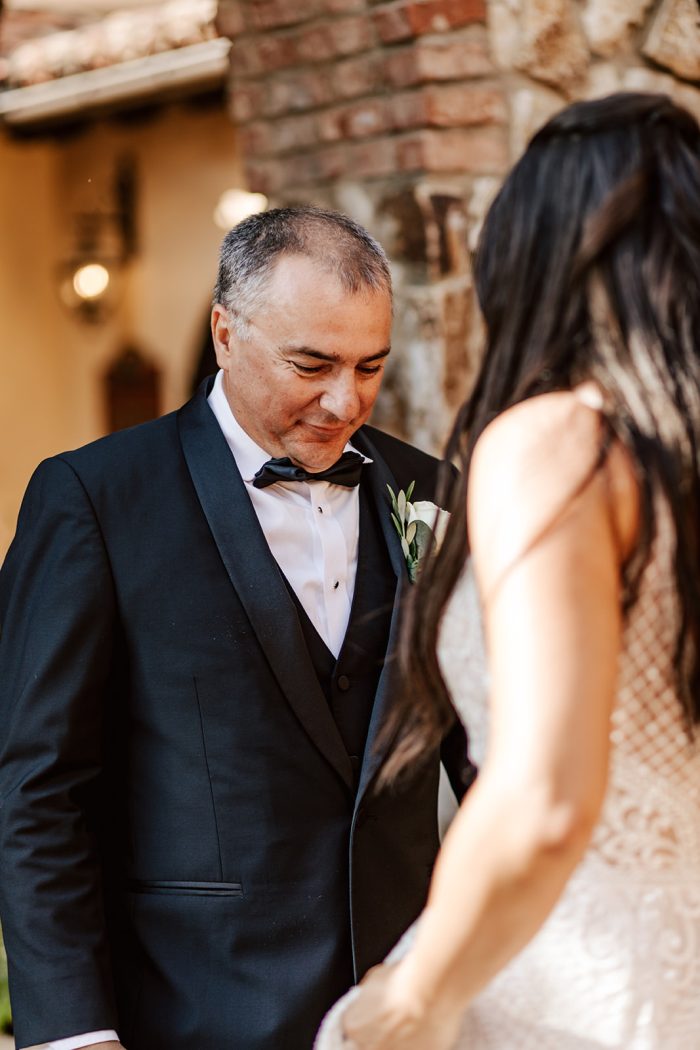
[291,454,346,473]
[284,426,357,471]
[285,442,349,473]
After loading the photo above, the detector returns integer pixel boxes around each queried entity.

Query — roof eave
[0,36,232,127]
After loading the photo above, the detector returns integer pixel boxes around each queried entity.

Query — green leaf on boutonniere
[387,481,450,583]
[413,519,433,562]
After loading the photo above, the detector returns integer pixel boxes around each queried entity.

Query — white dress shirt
[26,1031,119,1050]
[208,369,368,657]
[32,372,369,1050]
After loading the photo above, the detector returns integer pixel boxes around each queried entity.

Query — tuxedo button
[337,674,351,691]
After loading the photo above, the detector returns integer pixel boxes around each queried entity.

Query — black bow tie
[252,451,365,490]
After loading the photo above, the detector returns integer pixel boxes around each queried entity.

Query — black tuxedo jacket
[0,380,473,1050]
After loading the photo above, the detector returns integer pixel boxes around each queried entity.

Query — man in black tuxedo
[0,207,472,1050]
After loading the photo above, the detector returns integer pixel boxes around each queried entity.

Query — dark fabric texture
[0,378,474,1050]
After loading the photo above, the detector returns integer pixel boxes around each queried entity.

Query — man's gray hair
[213,206,392,338]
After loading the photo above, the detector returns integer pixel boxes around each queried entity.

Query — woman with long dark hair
[316,92,700,1048]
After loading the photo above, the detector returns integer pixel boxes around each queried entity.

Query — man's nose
[319,373,361,422]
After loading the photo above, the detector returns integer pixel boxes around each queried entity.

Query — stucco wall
[0,133,70,554]
[0,99,242,558]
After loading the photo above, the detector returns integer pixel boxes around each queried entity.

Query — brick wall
[215,0,505,448]
[216,0,700,450]
[218,1,507,201]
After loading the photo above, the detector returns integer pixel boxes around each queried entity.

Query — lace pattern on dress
[437,494,700,1048]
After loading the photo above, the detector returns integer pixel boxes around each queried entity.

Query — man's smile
[300,421,351,437]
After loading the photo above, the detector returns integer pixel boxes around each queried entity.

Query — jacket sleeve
[440,717,478,803]
[0,457,119,1048]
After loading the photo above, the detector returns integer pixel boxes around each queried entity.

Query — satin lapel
[355,573,409,806]
[352,428,407,582]
[178,383,354,791]
[352,428,410,805]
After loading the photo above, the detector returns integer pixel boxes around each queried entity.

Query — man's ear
[211,304,233,369]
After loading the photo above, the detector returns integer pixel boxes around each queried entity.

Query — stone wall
[217,0,700,451]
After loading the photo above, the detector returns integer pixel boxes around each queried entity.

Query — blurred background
[0,0,698,563]
[0,0,697,1039]
[0,0,241,561]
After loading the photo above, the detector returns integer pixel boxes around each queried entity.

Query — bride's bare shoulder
[468,389,638,560]
[471,389,603,486]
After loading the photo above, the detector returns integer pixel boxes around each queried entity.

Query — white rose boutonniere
[387,481,450,583]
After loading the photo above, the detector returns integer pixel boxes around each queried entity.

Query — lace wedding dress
[316,498,700,1048]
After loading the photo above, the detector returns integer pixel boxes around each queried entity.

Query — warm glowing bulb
[214,189,268,231]
[73,263,110,300]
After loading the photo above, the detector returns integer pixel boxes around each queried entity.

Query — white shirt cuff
[22,1031,120,1050]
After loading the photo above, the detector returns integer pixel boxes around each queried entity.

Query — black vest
[284,481,397,787]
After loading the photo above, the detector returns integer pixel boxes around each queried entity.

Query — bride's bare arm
[344,391,639,1048]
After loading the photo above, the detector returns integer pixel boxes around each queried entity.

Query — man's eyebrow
[280,345,391,362]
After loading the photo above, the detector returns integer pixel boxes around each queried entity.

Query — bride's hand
[342,962,462,1050]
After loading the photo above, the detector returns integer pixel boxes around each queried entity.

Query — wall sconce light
[214,188,268,231]
[59,154,137,323]
[73,262,111,301]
